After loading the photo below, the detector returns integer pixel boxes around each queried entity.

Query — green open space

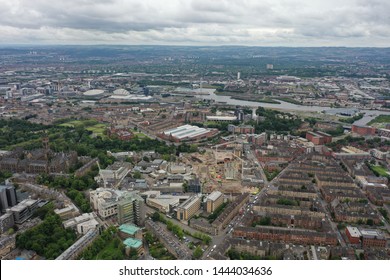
[59,119,107,137]
[86,123,107,137]
[371,165,389,177]
[367,115,390,125]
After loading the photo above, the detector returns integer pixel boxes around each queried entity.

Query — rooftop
[178,195,201,210]
[123,238,142,248]
[119,224,141,235]
[207,191,223,202]
[346,226,361,238]
[163,124,211,140]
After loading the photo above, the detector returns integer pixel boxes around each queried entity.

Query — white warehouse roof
[163,125,211,140]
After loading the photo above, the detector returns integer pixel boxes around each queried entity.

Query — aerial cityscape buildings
[0,45,389,261]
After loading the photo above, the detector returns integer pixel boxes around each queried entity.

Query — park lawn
[371,165,389,177]
[59,120,107,137]
[132,131,148,139]
[59,119,99,128]
[86,123,107,136]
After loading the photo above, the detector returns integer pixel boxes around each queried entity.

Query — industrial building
[160,124,216,142]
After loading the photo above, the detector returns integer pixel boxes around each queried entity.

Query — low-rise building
[345,226,361,244]
[306,131,332,145]
[0,211,14,234]
[54,204,80,220]
[360,229,387,248]
[118,224,143,240]
[123,238,144,256]
[351,125,376,136]
[233,226,338,246]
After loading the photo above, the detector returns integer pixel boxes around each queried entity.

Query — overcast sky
[0,0,389,46]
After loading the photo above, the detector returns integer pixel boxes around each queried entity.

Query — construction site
[183,140,262,194]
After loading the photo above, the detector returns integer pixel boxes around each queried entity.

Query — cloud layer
[0,0,389,46]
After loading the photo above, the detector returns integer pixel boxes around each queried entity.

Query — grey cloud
[0,0,388,46]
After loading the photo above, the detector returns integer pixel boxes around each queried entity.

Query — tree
[133,171,142,179]
[193,246,203,259]
[152,212,161,222]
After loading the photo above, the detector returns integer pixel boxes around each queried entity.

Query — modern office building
[10,199,39,224]
[90,188,145,226]
[205,191,224,213]
[0,185,17,213]
[176,194,201,221]
[117,193,145,226]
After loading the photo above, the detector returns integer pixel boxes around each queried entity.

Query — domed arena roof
[113,89,130,96]
[83,89,105,96]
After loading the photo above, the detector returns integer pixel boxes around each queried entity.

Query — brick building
[351,125,376,136]
[306,131,332,145]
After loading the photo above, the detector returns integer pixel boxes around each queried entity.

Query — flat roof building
[90,188,145,226]
[123,238,144,256]
[0,211,14,234]
[146,195,189,213]
[176,194,201,221]
[10,199,39,224]
[0,185,17,213]
[160,125,216,142]
[118,224,142,240]
[206,116,237,122]
[346,226,361,244]
[205,191,224,213]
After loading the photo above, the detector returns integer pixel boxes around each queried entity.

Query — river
[193,91,390,126]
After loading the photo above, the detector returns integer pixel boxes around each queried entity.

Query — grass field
[59,119,107,137]
[371,165,389,177]
[131,130,148,139]
[86,124,107,137]
[59,119,99,128]
[367,115,390,125]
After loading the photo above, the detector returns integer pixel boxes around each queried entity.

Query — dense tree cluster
[78,227,126,260]
[254,107,302,133]
[37,171,98,213]
[0,119,49,148]
[0,170,12,183]
[16,209,76,259]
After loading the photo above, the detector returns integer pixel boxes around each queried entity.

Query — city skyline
[0,0,389,47]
